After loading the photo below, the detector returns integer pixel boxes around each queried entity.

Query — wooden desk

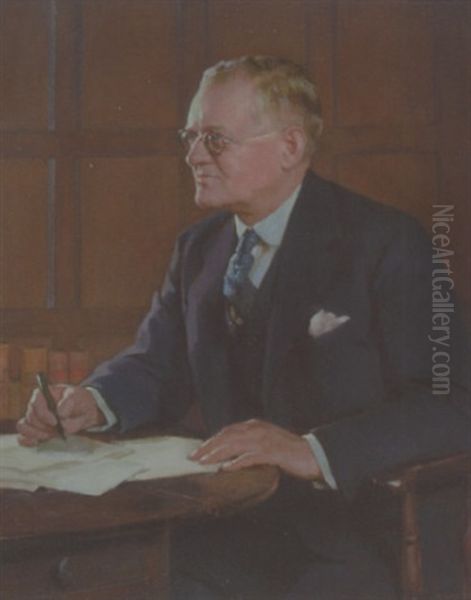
[0,433,279,599]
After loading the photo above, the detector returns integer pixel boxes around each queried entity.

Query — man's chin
[194,191,221,210]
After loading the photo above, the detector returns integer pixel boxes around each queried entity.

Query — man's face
[184,77,286,217]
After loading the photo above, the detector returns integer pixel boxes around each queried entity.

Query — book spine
[21,347,48,386]
[0,343,10,383]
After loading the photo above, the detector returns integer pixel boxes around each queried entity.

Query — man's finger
[17,434,38,447]
[27,391,58,427]
[28,384,70,426]
[16,418,56,445]
[57,387,101,427]
[197,443,243,464]
[191,422,261,460]
[190,435,220,459]
[57,392,78,420]
[192,431,253,461]
[60,414,91,435]
[222,451,265,471]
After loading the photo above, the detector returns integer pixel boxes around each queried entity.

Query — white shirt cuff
[303,433,338,490]
[85,387,118,432]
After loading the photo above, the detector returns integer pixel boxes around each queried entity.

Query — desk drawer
[1,525,169,599]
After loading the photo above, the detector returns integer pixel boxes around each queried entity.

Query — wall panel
[81,0,178,129]
[0,0,50,130]
[0,159,49,308]
[336,153,439,226]
[80,156,179,308]
[307,1,334,128]
[335,1,436,127]
[179,0,209,113]
[306,1,335,179]
[208,0,306,63]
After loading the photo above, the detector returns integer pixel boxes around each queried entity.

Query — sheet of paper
[0,435,143,495]
[33,457,145,496]
[0,434,218,495]
[0,434,132,471]
[118,436,219,480]
[0,467,39,492]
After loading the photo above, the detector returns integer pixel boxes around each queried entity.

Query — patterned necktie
[223,228,260,322]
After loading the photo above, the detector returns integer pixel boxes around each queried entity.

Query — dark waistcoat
[225,256,280,421]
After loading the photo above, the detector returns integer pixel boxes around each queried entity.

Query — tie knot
[237,228,260,258]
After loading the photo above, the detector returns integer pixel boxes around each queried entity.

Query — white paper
[0,434,217,496]
[119,436,219,480]
[34,457,145,496]
[0,435,133,471]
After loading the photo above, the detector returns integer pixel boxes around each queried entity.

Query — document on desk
[0,434,143,495]
[0,435,218,495]
[117,436,219,481]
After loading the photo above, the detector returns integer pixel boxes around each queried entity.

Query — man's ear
[280,126,308,169]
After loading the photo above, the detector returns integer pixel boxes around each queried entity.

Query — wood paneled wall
[1,0,470,367]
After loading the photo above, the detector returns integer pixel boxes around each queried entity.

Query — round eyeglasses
[177,129,235,156]
[177,128,280,157]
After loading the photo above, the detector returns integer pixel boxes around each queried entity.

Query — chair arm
[373,453,471,494]
[372,453,471,599]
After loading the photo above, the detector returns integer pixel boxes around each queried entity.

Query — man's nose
[185,135,212,166]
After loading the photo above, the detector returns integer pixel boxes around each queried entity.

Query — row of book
[0,344,90,421]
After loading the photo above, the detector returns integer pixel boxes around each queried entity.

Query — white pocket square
[308,309,350,338]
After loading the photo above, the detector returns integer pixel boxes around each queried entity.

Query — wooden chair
[374,453,471,600]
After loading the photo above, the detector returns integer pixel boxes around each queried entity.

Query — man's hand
[16,386,106,446]
[190,419,322,481]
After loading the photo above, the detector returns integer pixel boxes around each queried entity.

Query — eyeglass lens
[178,130,227,155]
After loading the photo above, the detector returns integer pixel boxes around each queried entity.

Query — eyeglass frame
[177,128,280,157]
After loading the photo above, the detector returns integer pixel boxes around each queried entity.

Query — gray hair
[199,56,323,155]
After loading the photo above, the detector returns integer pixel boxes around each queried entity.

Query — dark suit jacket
[85,170,471,499]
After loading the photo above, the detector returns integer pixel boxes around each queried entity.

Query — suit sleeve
[313,216,471,498]
[81,234,193,432]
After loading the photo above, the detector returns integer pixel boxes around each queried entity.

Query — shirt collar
[234,184,302,247]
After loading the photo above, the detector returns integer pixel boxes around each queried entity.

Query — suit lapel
[262,172,342,419]
[186,217,237,433]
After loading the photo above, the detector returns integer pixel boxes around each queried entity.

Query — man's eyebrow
[207,126,238,138]
[184,125,227,133]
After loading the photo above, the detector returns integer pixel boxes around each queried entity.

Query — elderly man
[18,57,470,598]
